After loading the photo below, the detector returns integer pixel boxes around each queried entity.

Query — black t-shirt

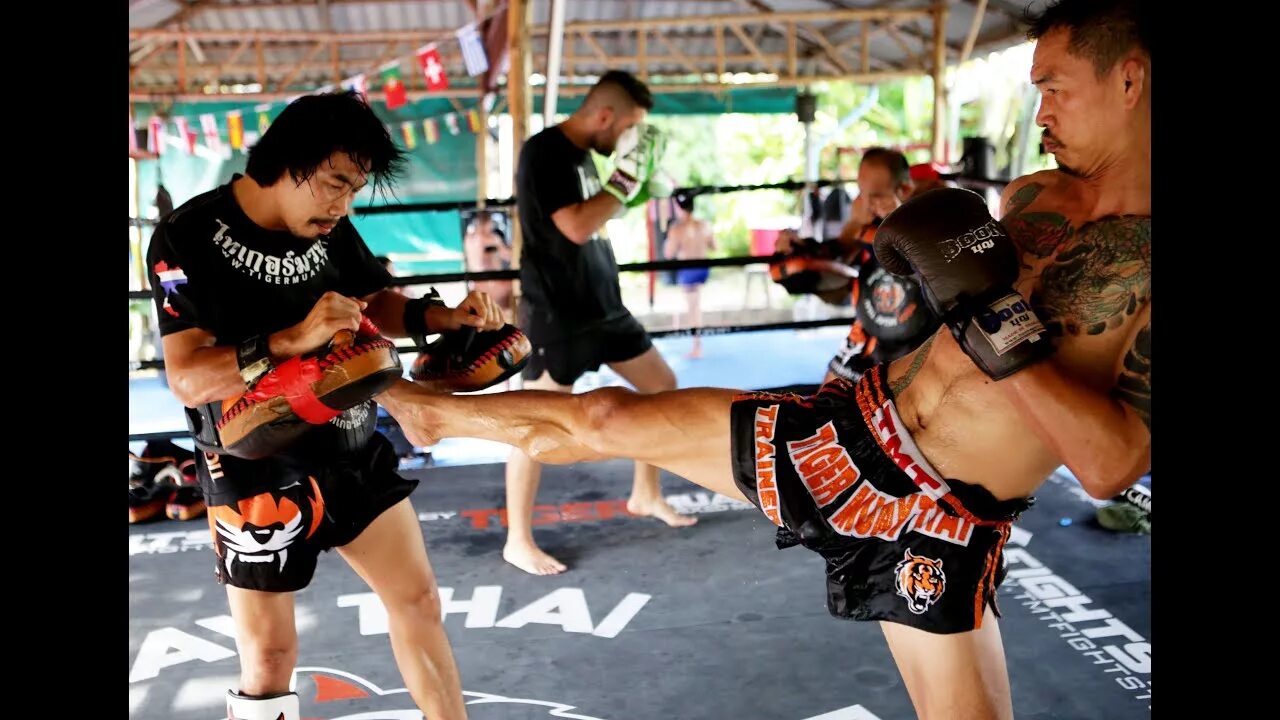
[146,176,392,500]
[515,126,629,343]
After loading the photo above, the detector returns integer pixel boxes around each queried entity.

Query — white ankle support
[225,690,299,720]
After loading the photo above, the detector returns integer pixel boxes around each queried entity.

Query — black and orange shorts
[195,432,418,593]
[729,365,1033,634]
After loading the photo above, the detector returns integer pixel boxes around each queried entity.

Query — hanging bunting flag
[149,117,166,156]
[381,64,407,110]
[466,109,482,132]
[342,73,367,100]
[227,111,244,150]
[244,130,261,149]
[401,121,417,150]
[200,113,221,153]
[444,113,460,135]
[174,117,197,155]
[423,118,439,145]
[456,23,489,77]
[417,46,449,92]
[256,104,272,135]
[480,6,511,95]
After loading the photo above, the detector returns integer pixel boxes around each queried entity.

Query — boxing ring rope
[128,174,1009,442]
[126,174,1008,229]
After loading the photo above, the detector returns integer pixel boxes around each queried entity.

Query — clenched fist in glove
[603,124,665,205]
[874,188,1052,380]
[627,168,675,209]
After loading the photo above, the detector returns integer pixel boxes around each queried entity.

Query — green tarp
[134,126,475,276]
[132,85,798,273]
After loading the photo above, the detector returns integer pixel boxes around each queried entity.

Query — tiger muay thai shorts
[729,365,1033,634]
[195,429,418,593]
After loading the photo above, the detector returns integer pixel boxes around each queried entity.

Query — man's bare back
[889,169,1151,500]
[666,216,713,260]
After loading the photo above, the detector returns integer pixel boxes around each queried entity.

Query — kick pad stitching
[216,337,395,427]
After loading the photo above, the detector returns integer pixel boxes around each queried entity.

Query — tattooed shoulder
[1032,215,1151,337]
[1000,181,1074,267]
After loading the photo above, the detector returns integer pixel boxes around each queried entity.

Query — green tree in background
[646,113,806,259]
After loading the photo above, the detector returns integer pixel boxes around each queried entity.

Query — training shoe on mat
[1096,483,1150,534]
[165,459,206,521]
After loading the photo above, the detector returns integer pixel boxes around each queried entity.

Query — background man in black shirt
[506,70,695,576]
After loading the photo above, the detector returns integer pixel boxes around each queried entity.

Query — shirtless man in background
[663,191,716,358]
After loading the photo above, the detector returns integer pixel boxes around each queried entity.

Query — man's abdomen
[893,337,1060,501]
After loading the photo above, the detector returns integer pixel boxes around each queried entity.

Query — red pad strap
[359,315,381,336]
[252,356,340,425]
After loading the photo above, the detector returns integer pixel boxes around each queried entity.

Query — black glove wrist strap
[940,287,1021,333]
[404,288,448,349]
[236,334,273,389]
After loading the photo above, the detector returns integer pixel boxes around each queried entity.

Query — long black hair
[245,90,407,200]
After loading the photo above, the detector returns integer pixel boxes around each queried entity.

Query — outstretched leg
[378,381,748,503]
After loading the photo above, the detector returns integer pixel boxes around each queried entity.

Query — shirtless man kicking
[378,1,1149,717]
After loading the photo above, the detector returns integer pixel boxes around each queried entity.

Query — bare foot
[685,347,703,359]
[399,418,438,450]
[503,540,568,576]
[381,387,442,448]
[627,497,699,528]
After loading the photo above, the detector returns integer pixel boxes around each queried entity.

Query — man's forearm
[1001,362,1150,498]
[552,193,623,244]
[364,290,413,336]
[364,289,451,338]
[806,259,859,279]
[838,221,869,247]
[169,329,299,407]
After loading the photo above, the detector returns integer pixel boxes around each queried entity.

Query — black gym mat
[129,461,1150,720]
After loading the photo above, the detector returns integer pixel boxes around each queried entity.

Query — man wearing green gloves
[504,70,695,576]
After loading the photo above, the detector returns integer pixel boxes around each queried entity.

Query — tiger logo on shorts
[209,477,325,577]
[894,549,946,615]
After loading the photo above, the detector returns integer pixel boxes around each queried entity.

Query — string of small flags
[131,20,492,158]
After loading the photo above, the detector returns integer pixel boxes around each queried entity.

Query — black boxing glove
[873,188,1051,380]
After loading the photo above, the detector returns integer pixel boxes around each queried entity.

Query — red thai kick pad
[410,323,531,393]
[217,318,402,460]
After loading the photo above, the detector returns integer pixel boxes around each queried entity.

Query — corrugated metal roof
[130,1,1034,95]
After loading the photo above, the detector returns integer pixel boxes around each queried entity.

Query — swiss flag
[417,46,449,92]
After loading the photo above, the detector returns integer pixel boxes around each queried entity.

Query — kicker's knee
[580,387,638,455]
